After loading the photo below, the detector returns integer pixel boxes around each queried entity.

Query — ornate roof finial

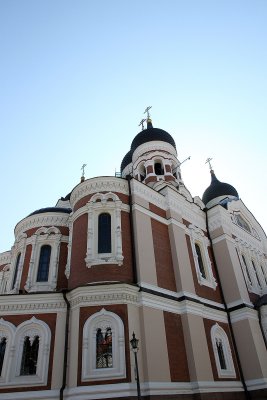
[144,106,152,119]
[81,163,87,182]
[205,157,213,172]
[144,106,153,129]
[139,118,146,131]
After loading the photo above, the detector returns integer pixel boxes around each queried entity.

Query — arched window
[211,324,235,378]
[82,308,125,381]
[11,253,21,290]
[37,245,51,282]
[96,327,113,369]
[154,162,164,175]
[0,337,7,376]
[241,255,252,285]
[195,243,206,279]
[216,338,227,370]
[98,213,111,254]
[20,336,39,375]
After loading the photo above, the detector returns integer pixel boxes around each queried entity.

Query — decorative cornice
[0,251,11,266]
[15,213,70,239]
[68,284,139,309]
[0,294,66,314]
[132,141,177,163]
[70,177,129,208]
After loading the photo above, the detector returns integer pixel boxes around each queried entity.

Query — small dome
[130,119,176,152]
[202,171,239,205]
[28,207,72,217]
[120,149,133,172]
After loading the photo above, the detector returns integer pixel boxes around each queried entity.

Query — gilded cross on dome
[205,158,213,171]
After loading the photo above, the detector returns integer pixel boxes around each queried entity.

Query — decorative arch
[0,319,16,383]
[25,226,62,292]
[188,224,217,289]
[82,308,126,381]
[11,317,51,385]
[85,192,124,268]
[211,323,236,378]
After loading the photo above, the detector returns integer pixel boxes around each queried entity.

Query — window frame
[85,192,124,268]
[82,308,126,381]
[25,227,61,292]
[188,224,217,289]
[11,317,51,386]
[211,323,236,378]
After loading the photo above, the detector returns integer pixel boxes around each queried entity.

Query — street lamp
[130,332,141,400]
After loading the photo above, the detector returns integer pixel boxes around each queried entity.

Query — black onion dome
[130,119,176,152]
[120,149,133,172]
[28,207,72,217]
[202,171,239,205]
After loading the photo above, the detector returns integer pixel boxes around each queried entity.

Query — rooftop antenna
[144,106,152,119]
[81,163,87,182]
[205,157,213,171]
[139,118,146,131]
[179,156,191,166]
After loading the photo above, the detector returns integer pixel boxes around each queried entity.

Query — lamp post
[130,332,141,400]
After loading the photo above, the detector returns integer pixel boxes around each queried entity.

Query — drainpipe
[60,290,70,400]
[205,210,251,400]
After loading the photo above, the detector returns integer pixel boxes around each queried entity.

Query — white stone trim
[63,380,244,399]
[15,213,70,241]
[245,377,267,391]
[0,293,66,314]
[211,323,236,378]
[0,317,51,387]
[70,177,128,208]
[0,319,16,384]
[82,308,126,381]
[188,224,217,289]
[24,227,62,292]
[84,192,124,268]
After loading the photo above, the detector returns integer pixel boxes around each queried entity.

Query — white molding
[245,377,267,390]
[210,323,236,378]
[15,213,69,240]
[0,317,51,388]
[82,308,126,381]
[230,307,258,323]
[70,177,129,208]
[25,227,62,292]
[0,293,66,315]
[84,192,124,268]
[63,380,244,399]
[0,251,11,266]
[132,141,177,163]
[0,389,59,399]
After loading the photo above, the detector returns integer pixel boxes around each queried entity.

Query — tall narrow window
[216,338,227,370]
[20,336,39,375]
[252,260,261,288]
[0,337,7,376]
[154,162,164,175]
[98,213,111,253]
[195,243,206,278]
[37,245,51,282]
[96,327,113,369]
[242,255,252,285]
[12,253,21,290]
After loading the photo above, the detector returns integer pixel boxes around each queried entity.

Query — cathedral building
[0,115,267,400]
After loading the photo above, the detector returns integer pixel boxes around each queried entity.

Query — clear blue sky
[1,0,266,252]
